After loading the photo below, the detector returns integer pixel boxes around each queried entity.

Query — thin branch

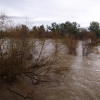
[6,86,33,100]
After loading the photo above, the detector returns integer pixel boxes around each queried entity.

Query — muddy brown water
[33,41,100,100]
[0,40,100,100]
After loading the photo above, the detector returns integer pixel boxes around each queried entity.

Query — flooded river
[0,40,100,100]
[33,41,100,100]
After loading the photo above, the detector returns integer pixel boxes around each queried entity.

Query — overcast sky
[0,0,100,27]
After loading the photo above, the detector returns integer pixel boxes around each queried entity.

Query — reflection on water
[76,41,83,57]
[34,41,100,100]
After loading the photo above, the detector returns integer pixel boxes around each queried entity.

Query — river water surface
[33,41,100,100]
[1,40,100,100]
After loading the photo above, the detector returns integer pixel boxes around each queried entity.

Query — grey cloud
[0,0,100,27]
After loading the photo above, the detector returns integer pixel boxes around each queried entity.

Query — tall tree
[47,22,59,32]
[64,21,80,35]
[88,21,100,38]
[21,24,29,36]
[47,21,80,37]
[37,25,45,37]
